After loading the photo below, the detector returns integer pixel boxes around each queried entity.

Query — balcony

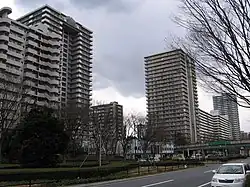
[7,51,22,59]
[0,18,11,25]
[27,40,38,48]
[0,44,8,51]
[0,53,7,59]
[9,34,24,43]
[26,55,38,63]
[26,48,38,55]
[10,26,25,35]
[5,68,21,76]
[27,32,38,40]
[0,26,10,32]
[0,63,6,70]
[0,35,8,41]
[25,64,37,71]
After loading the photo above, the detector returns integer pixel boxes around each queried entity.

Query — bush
[0,163,139,182]
[0,160,204,182]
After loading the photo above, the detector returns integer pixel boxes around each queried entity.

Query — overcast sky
[1,0,249,131]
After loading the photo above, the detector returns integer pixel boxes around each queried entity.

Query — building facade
[198,109,232,143]
[240,131,250,140]
[198,109,215,143]
[16,5,93,108]
[212,112,233,141]
[90,102,123,152]
[145,49,199,143]
[213,93,240,140]
[0,7,61,108]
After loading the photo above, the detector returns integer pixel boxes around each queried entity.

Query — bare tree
[0,74,29,162]
[120,113,141,159]
[136,117,160,158]
[172,0,250,107]
[89,101,117,160]
[60,103,90,158]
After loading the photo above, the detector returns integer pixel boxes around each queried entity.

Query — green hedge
[0,161,203,182]
[0,164,139,182]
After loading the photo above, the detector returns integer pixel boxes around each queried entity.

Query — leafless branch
[0,73,30,162]
[172,0,250,108]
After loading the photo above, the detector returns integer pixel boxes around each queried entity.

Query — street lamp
[99,122,102,167]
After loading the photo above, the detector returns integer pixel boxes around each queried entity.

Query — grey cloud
[14,0,67,12]
[13,0,182,98]
[69,0,143,13]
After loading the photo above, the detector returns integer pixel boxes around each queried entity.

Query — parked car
[211,163,250,187]
[172,154,185,161]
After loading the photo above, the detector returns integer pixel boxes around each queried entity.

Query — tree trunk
[0,138,4,164]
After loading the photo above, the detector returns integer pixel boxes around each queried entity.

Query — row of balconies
[146,76,187,84]
[7,50,23,59]
[24,80,59,93]
[24,72,59,85]
[8,41,23,51]
[9,33,24,43]
[0,34,9,41]
[24,64,59,77]
[6,59,22,68]
[25,55,59,69]
[145,52,182,62]
[26,32,60,46]
[0,25,10,33]
[10,24,25,36]
[27,90,59,101]
[146,79,187,86]
[26,40,60,54]
[0,17,11,25]
[71,45,92,56]
[5,67,21,76]
[145,64,186,75]
[0,43,8,51]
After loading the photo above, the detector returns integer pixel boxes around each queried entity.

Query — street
[71,158,250,187]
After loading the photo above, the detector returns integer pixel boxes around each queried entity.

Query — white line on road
[141,179,174,187]
[197,182,211,187]
[204,170,213,173]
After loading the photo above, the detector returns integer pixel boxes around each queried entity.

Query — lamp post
[99,123,102,167]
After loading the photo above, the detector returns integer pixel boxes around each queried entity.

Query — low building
[240,131,250,140]
[126,138,174,159]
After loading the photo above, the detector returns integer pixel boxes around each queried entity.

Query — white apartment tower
[145,49,199,143]
[198,109,232,143]
[0,7,61,108]
[213,93,240,140]
[17,5,93,108]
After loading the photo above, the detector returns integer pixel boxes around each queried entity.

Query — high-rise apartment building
[17,5,93,108]
[199,109,232,143]
[0,7,61,108]
[145,49,199,143]
[213,93,240,140]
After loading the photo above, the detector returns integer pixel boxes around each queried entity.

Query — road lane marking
[204,170,213,173]
[197,182,211,187]
[141,179,174,187]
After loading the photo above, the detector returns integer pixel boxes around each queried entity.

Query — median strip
[141,179,174,187]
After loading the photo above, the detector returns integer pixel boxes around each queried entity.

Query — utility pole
[99,122,102,167]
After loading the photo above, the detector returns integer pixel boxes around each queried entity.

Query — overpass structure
[175,140,250,155]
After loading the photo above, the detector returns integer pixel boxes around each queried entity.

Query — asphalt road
[71,158,250,187]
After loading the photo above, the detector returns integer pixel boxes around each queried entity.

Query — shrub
[0,160,203,182]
